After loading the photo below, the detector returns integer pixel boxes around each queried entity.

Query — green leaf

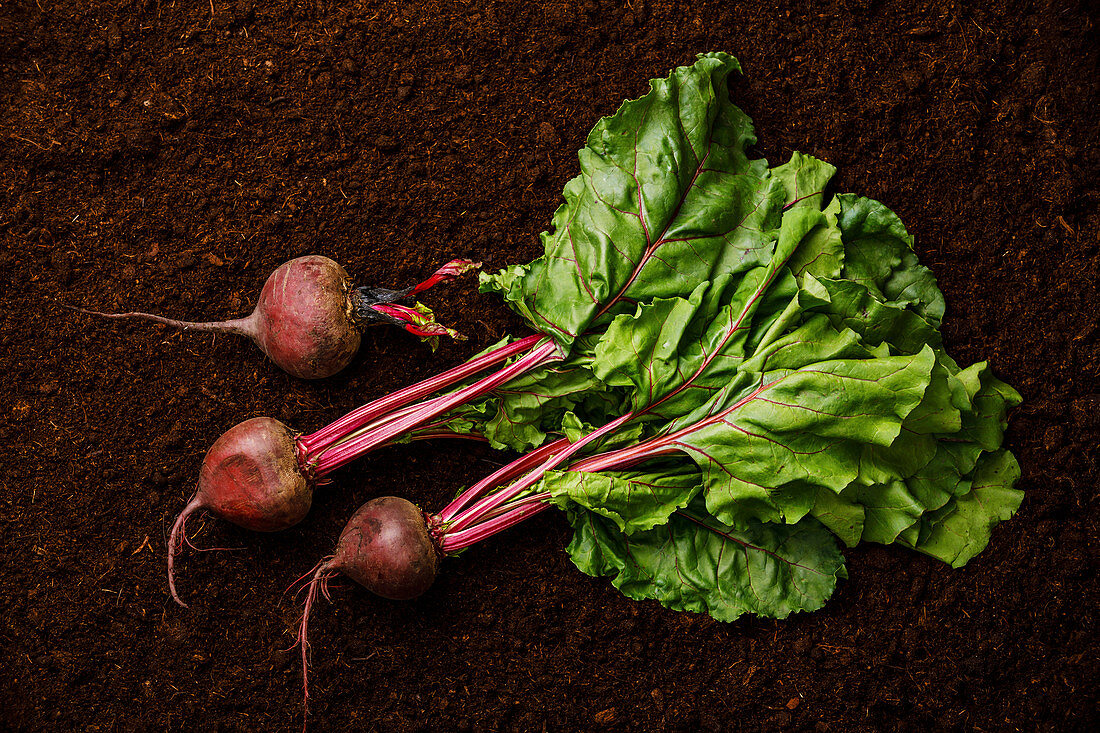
[543,463,702,534]
[952,362,1022,449]
[808,356,1021,548]
[787,197,844,282]
[738,313,873,374]
[843,480,929,545]
[836,194,945,326]
[565,497,845,621]
[854,349,962,486]
[476,362,606,451]
[559,410,647,451]
[669,346,937,527]
[481,53,786,348]
[805,274,942,355]
[898,450,1023,567]
[810,488,865,548]
[456,57,1024,610]
[771,151,836,211]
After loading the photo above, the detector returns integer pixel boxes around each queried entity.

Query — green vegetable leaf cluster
[453,53,1022,622]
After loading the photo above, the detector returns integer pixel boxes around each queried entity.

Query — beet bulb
[72,255,479,379]
[296,497,440,710]
[323,496,440,600]
[168,416,311,606]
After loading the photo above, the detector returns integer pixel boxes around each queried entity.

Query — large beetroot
[73,255,477,378]
[168,416,311,606]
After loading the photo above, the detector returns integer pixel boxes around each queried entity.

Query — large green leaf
[565,497,845,621]
[809,358,1021,548]
[481,53,787,348]
[449,56,1023,618]
[577,200,947,531]
[667,345,937,527]
[542,462,702,534]
[897,449,1023,567]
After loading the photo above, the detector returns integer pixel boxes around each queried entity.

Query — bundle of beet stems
[167,54,1022,721]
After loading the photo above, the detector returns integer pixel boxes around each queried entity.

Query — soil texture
[1,0,1097,730]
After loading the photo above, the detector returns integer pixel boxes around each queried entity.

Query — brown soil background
[2,0,1098,730]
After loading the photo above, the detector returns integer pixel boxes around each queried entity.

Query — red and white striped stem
[296,334,546,460]
[306,338,562,476]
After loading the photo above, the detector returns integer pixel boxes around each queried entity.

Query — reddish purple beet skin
[249,256,360,379]
[296,497,440,708]
[168,416,311,605]
[196,416,312,532]
[330,497,440,600]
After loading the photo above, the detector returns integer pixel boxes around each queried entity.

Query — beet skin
[168,416,311,605]
[252,256,360,379]
[331,497,440,600]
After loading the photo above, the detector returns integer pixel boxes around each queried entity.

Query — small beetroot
[72,255,478,379]
[296,497,439,708]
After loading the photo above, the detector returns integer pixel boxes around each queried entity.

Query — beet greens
[291,53,1021,715]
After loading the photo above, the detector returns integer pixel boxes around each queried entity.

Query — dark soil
[2,0,1097,730]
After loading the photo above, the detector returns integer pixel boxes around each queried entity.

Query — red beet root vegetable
[168,416,311,606]
[297,497,440,711]
[72,255,478,379]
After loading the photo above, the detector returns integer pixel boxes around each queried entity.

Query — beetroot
[313,497,439,601]
[290,421,628,716]
[296,497,438,706]
[168,416,311,606]
[72,255,478,379]
[244,255,361,379]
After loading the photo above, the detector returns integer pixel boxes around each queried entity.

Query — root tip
[166,497,203,608]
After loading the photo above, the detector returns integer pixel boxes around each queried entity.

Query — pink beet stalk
[296,334,543,455]
[441,413,632,535]
[437,437,569,522]
[407,259,481,297]
[440,494,552,552]
[305,338,563,476]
